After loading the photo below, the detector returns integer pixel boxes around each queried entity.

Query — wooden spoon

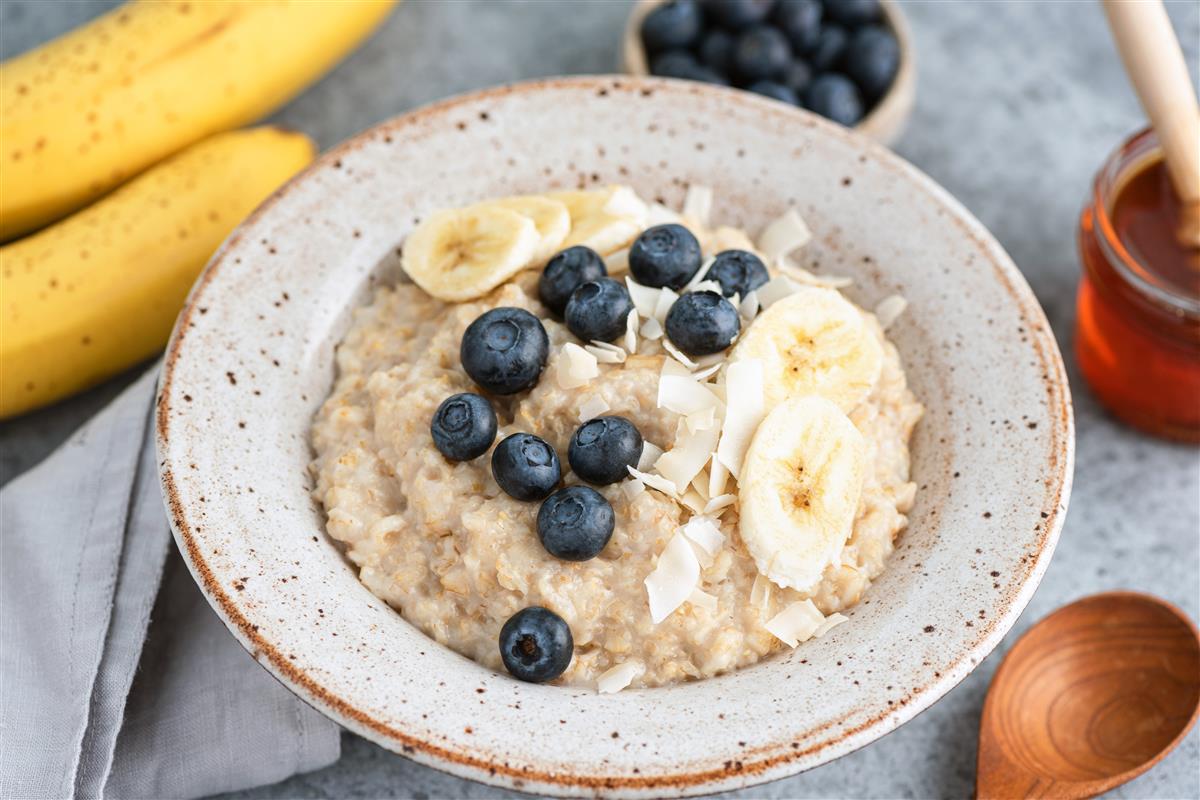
[977,591,1200,799]
[1102,0,1200,249]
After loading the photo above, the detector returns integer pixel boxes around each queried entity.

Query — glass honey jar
[1075,127,1200,442]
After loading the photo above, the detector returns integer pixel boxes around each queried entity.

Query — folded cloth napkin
[1,367,341,799]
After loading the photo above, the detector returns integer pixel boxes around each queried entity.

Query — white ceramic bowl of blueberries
[624,0,916,144]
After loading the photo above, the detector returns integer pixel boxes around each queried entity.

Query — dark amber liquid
[1076,156,1200,442]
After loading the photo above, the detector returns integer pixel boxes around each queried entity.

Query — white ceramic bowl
[156,76,1073,798]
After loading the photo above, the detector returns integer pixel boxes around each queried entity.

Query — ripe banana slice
[730,286,883,413]
[549,186,647,255]
[483,195,571,265]
[739,396,866,594]
[401,205,540,301]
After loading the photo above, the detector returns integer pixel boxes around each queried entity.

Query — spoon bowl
[978,591,1200,799]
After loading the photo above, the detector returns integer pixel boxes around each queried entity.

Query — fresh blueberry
[808,24,848,71]
[460,307,549,395]
[822,0,880,28]
[430,393,496,461]
[564,278,634,343]
[774,0,823,53]
[842,25,898,99]
[539,245,606,316]
[781,59,814,94]
[650,50,729,85]
[628,224,703,290]
[706,250,770,297]
[804,73,864,126]
[640,0,704,55]
[491,432,561,501]
[568,415,644,485]
[705,0,775,31]
[732,26,792,83]
[697,29,735,74]
[499,607,573,683]
[665,291,741,356]
[747,80,798,104]
[537,486,615,561]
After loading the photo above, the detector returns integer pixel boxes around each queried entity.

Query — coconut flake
[627,465,678,497]
[682,184,714,227]
[556,343,599,389]
[624,308,639,354]
[758,208,813,262]
[578,395,611,421]
[756,275,802,309]
[639,315,664,340]
[638,441,664,472]
[874,295,908,330]
[703,493,736,514]
[685,405,717,434]
[682,256,716,293]
[604,185,648,223]
[597,661,644,693]
[689,469,711,502]
[765,599,826,647]
[622,477,646,500]
[692,363,723,383]
[813,612,849,639]
[688,588,719,612]
[662,339,699,369]
[750,574,772,609]
[708,456,730,497]
[716,359,765,479]
[655,425,720,490]
[777,255,854,288]
[646,202,682,227]
[645,532,701,623]
[681,515,724,556]
[658,374,720,415]
[689,279,725,296]
[585,343,626,364]
[740,290,760,322]
[605,248,630,275]
[626,277,660,317]
[653,287,680,323]
[694,352,726,368]
[680,488,707,515]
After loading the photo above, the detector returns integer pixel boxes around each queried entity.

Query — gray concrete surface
[3,1,1199,798]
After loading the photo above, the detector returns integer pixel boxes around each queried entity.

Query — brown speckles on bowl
[155,76,1072,799]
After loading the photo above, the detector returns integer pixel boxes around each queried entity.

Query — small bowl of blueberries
[623,0,915,144]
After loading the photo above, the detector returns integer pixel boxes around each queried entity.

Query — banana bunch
[1,0,395,240]
[1,128,315,418]
[402,186,647,301]
[732,287,885,593]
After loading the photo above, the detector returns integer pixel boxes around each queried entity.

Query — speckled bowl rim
[156,76,1074,797]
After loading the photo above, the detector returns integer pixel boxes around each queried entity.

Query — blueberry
[808,24,847,71]
[460,307,549,395]
[491,432,561,501]
[537,486,615,561]
[665,292,741,356]
[822,0,880,28]
[628,224,703,290]
[499,607,573,683]
[564,278,634,343]
[804,73,863,126]
[650,50,729,85]
[705,0,775,31]
[539,245,606,316]
[747,80,798,104]
[732,26,792,83]
[697,29,735,74]
[568,415,644,485]
[781,59,814,94]
[706,250,770,297]
[640,0,704,55]
[430,393,496,462]
[774,0,823,53]
[842,25,898,99]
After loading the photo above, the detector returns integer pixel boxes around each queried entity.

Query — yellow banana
[0,127,315,418]
[0,0,395,240]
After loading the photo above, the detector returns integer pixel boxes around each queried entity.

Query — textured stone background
[2,1,1198,798]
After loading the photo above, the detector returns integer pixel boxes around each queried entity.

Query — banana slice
[739,396,866,594]
[401,205,539,301]
[548,186,647,255]
[730,286,883,413]
[483,195,570,265]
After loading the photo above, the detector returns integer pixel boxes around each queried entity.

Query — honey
[1076,127,1200,441]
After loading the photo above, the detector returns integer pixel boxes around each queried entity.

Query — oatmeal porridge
[310,185,922,689]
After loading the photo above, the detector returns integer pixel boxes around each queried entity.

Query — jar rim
[1091,127,1200,317]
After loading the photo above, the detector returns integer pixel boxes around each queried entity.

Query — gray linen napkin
[1,367,341,799]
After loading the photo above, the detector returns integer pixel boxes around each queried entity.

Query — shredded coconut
[645,532,701,623]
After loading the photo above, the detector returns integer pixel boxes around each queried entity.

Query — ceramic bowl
[156,76,1073,798]
[622,0,917,145]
